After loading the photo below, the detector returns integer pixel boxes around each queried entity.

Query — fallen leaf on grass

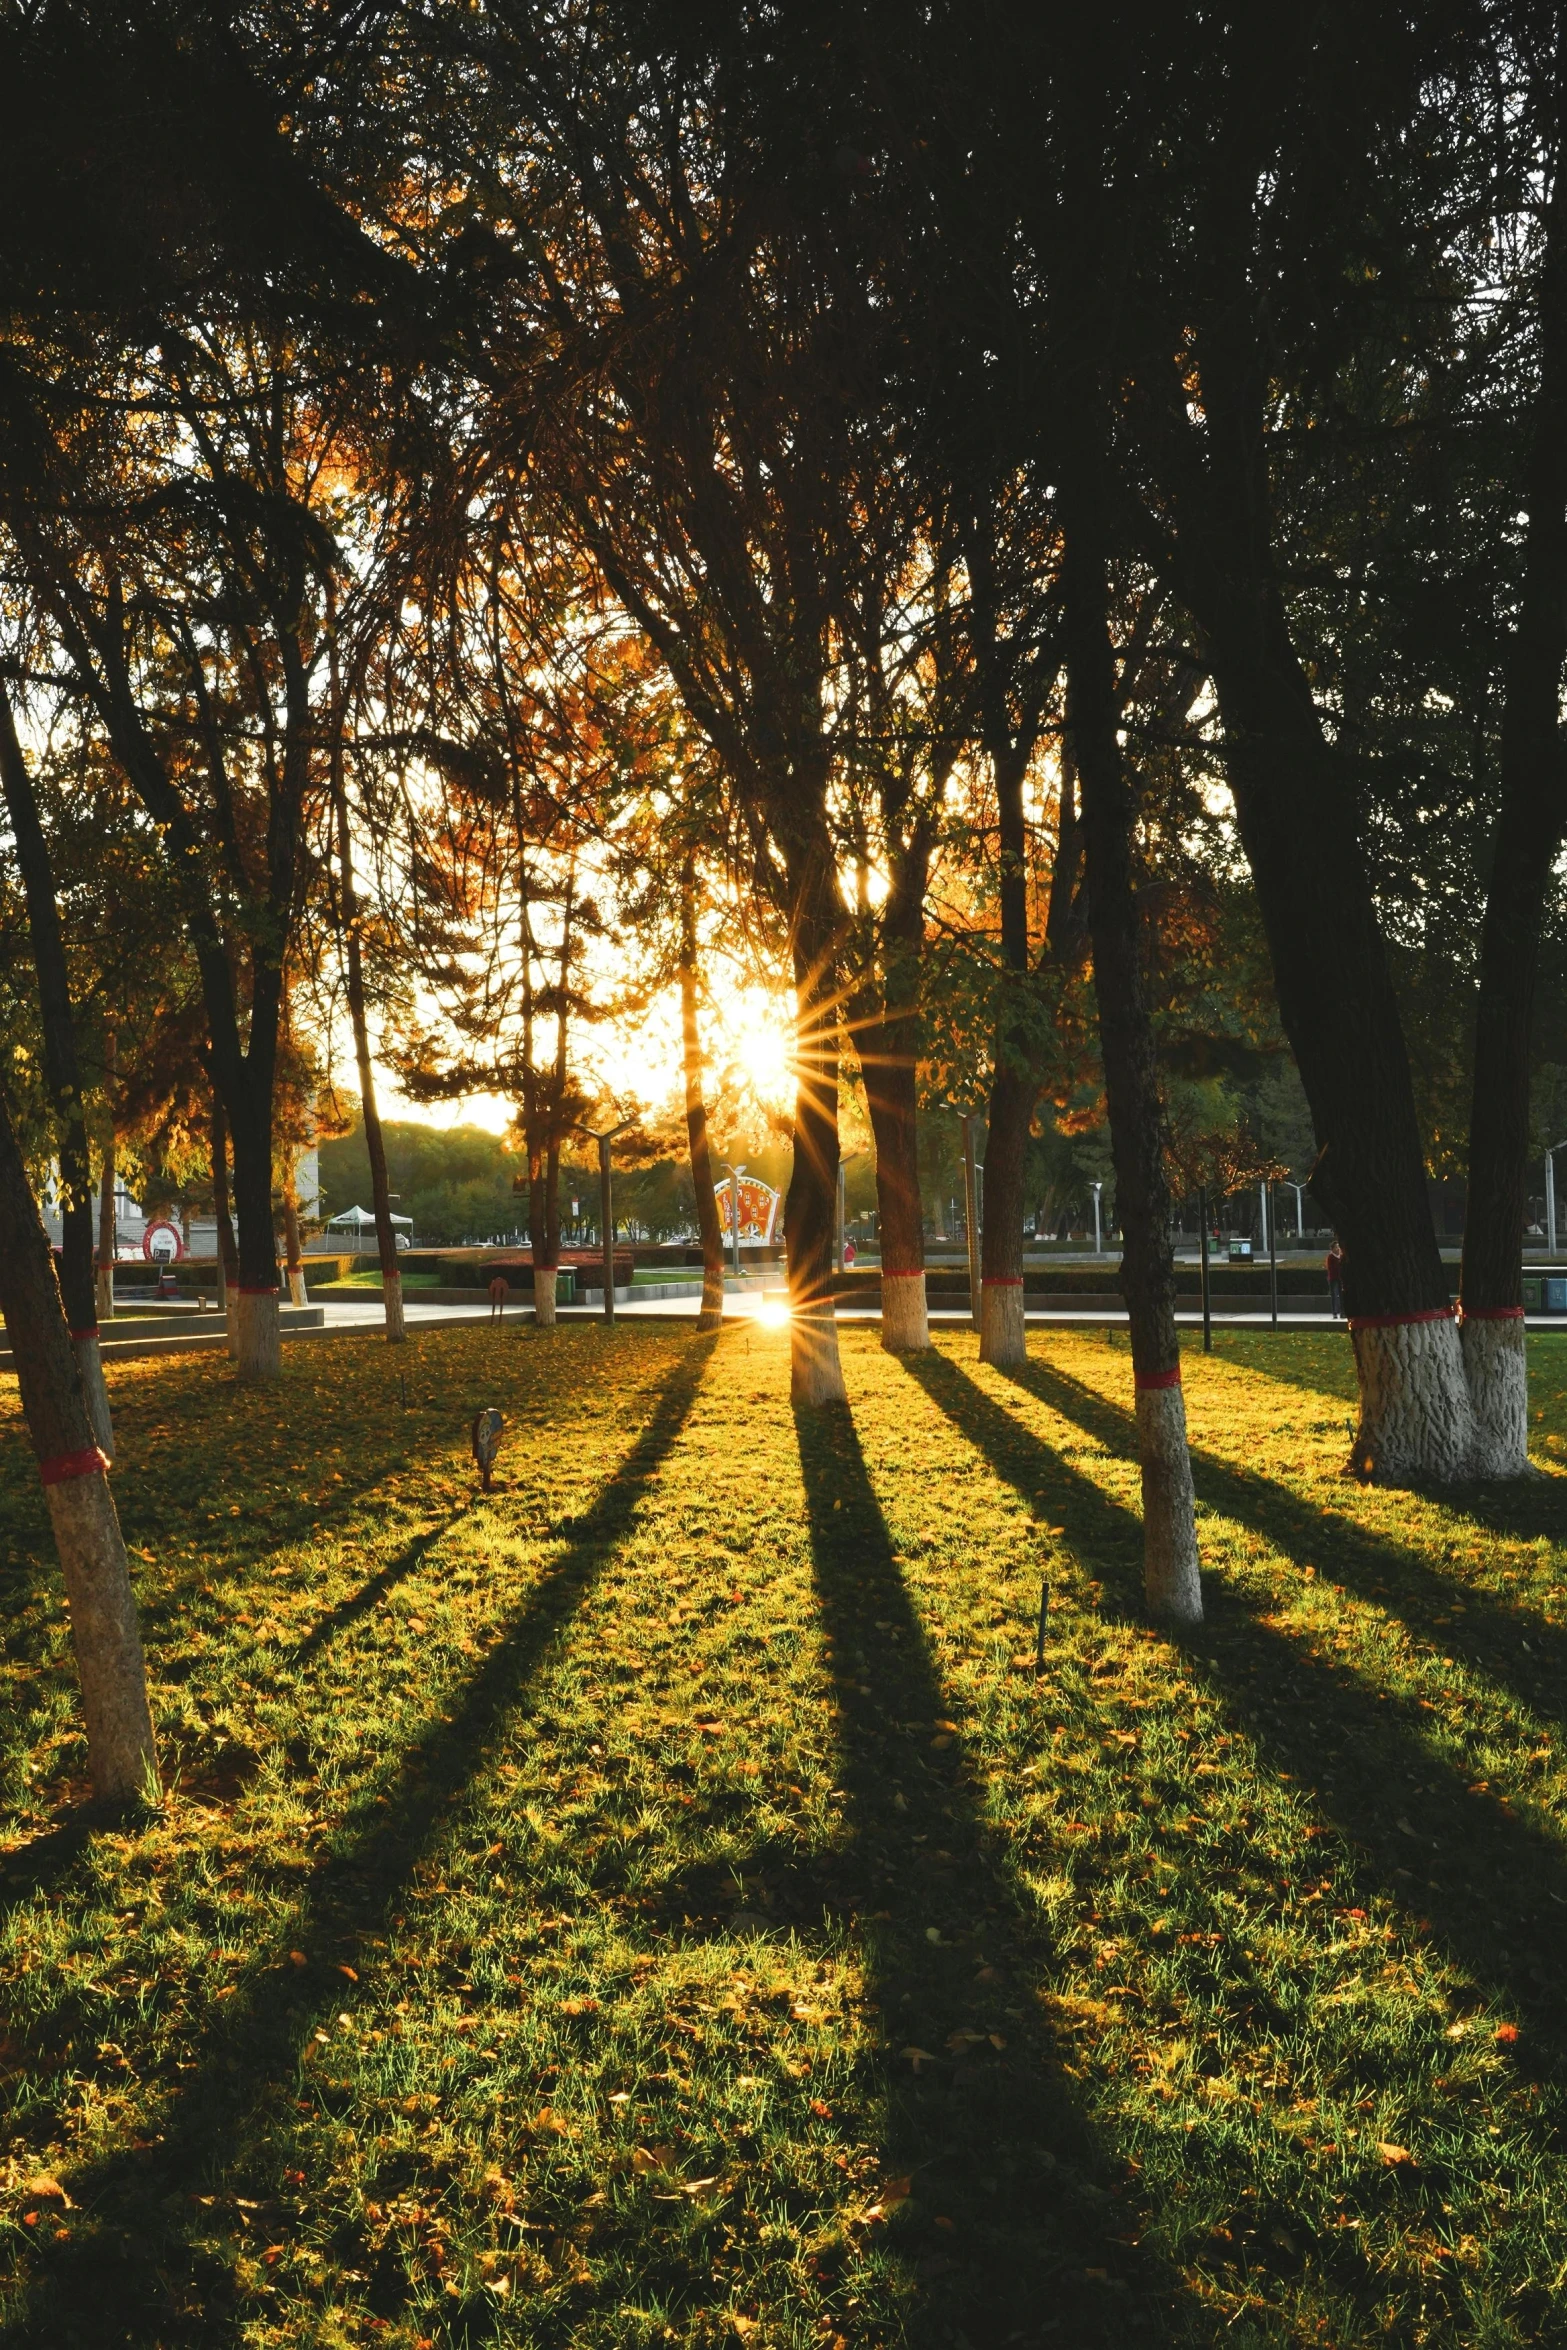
[22,2175,70,2208]
[861,2176,912,2223]
[1377,2143,1415,2168]
[901,2046,936,2072]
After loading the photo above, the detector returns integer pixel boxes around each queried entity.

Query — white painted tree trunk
[791,1305,847,1405]
[219,1257,238,1359]
[532,1266,557,1328]
[43,1465,158,1808]
[72,1333,115,1464]
[234,1289,282,1384]
[1461,1310,1534,1479]
[287,1263,308,1308]
[383,1267,406,1342]
[1135,1378,1202,1624]
[880,1269,930,1353]
[697,1264,725,1330]
[979,1279,1026,1366]
[1349,1311,1476,1484]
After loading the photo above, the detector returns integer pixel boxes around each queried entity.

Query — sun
[722,987,794,1107]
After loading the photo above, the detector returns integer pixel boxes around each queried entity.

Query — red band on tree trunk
[1460,1304,1526,1321]
[69,1326,99,1342]
[237,1284,278,1295]
[881,1268,924,1280]
[1346,1306,1454,1332]
[1135,1367,1182,1390]
[39,1445,108,1485]
[982,1276,1024,1286]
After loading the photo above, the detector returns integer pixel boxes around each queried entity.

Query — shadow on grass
[289,1504,474,1663]
[1013,1355,1567,1738]
[2,1334,719,2348]
[1194,1329,1359,1405]
[784,1397,1184,2347]
[907,1353,1567,2056]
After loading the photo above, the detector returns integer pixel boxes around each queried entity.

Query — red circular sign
[143,1219,184,1262]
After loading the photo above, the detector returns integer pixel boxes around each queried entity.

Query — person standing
[1325,1238,1345,1319]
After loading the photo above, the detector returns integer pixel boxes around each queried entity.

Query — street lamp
[1547,1141,1567,1257]
[1089,1178,1104,1257]
[575,1118,635,1323]
[1290,1182,1306,1240]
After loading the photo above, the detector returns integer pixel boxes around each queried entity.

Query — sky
[360,965,798,1139]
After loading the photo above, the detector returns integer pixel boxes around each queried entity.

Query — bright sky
[366,968,797,1138]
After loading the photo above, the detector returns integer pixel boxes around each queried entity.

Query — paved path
[22,1294,1567,1372]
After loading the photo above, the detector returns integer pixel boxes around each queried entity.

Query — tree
[0,318,365,1381]
[0,1081,156,1808]
[0,683,114,1454]
[410,5,918,1401]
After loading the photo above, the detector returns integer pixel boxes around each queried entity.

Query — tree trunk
[785,851,846,1405]
[865,1051,929,1351]
[95,1034,117,1323]
[0,687,113,1459]
[979,1068,1031,1365]
[1210,670,1476,1480]
[680,862,727,1331]
[212,1098,240,1361]
[282,1172,308,1308]
[1063,479,1202,1625]
[1124,155,1480,1481]
[526,1125,555,1328]
[230,1078,282,1383]
[1459,50,1567,1476]
[333,763,404,1345]
[979,738,1034,1368]
[1163,275,1476,1481]
[541,1134,563,1326]
[0,1085,157,1809]
[858,951,929,1350]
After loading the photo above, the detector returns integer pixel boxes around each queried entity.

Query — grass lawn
[314,1273,446,1293]
[0,1323,1563,2348]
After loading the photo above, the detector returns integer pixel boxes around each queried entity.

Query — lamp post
[575,1118,634,1323]
[1090,1179,1104,1257]
[1198,1184,1213,1353]
[1547,1142,1567,1258]
[1267,1180,1278,1327]
[1290,1182,1306,1240]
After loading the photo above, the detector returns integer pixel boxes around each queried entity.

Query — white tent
[326,1204,413,1231]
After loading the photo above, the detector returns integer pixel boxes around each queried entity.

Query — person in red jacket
[1325,1239,1345,1319]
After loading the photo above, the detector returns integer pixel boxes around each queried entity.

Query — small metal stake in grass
[1035,1578,1049,1674]
[399,1369,407,1408]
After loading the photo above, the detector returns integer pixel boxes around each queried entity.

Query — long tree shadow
[5,1334,720,2347]
[787,1398,1186,2347]
[906,1352,1567,2062]
[288,1503,474,1663]
[1006,1354,1567,1738]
